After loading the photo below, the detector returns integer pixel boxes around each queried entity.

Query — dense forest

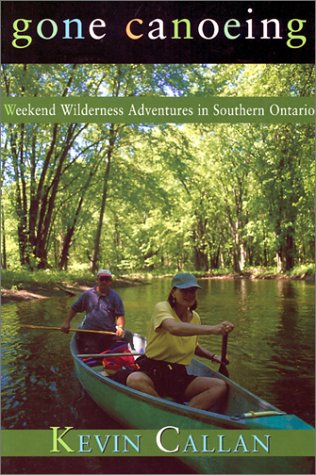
[1,64,314,274]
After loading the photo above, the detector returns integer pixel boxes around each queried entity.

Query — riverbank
[1,267,314,304]
[1,269,147,303]
[1,278,143,303]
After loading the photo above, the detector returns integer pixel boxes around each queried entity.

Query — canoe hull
[71,336,314,474]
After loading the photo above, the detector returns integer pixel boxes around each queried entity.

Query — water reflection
[1,278,314,473]
[267,281,315,421]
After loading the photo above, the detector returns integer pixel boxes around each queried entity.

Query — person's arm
[61,308,77,333]
[115,315,125,337]
[161,318,234,336]
[194,343,222,363]
[61,293,86,332]
[114,293,126,337]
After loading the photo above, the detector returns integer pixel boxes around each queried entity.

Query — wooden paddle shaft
[218,333,229,377]
[221,334,228,363]
[18,324,116,336]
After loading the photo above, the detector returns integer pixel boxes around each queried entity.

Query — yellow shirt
[145,301,200,365]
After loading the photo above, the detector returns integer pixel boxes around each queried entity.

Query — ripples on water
[1,278,314,474]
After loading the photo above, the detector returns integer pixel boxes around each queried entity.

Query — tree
[2,64,314,273]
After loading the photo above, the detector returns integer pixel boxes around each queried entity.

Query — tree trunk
[276,227,296,272]
[193,247,208,271]
[210,246,220,270]
[34,125,78,268]
[232,223,242,273]
[58,196,85,270]
[284,231,295,271]
[58,163,97,270]
[29,124,58,250]
[1,205,7,269]
[91,125,117,273]
[192,213,209,271]
[233,250,242,273]
[59,226,75,270]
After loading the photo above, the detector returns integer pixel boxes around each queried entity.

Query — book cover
[1,1,315,474]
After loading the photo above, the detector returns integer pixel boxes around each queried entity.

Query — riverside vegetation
[2,265,314,303]
[1,64,314,281]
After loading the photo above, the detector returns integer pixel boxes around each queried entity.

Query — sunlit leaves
[1,64,314,272]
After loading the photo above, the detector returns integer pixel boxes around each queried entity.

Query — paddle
[18,324,136,349]
[18,324,116,336]
[77,352,142,358]
[218,334,229,377]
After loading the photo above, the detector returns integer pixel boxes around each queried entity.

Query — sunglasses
[99,276,112,282]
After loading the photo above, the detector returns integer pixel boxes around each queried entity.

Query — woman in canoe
[127,273,234,411]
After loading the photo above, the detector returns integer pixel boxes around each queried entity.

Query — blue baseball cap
[171,273,201,289]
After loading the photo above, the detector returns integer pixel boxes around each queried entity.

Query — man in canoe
[61,269,126,353]
[126,273,234,411]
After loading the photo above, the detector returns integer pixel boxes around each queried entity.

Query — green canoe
[70,334,314,474]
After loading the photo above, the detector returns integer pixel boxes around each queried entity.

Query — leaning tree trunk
[90,125,116,274]
[58,164,97,270]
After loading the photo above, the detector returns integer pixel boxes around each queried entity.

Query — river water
[2,278,315,474]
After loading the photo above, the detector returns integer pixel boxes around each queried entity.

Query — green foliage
[1,64,315,274]
[1,268,95,290]
[288,264,315,278]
